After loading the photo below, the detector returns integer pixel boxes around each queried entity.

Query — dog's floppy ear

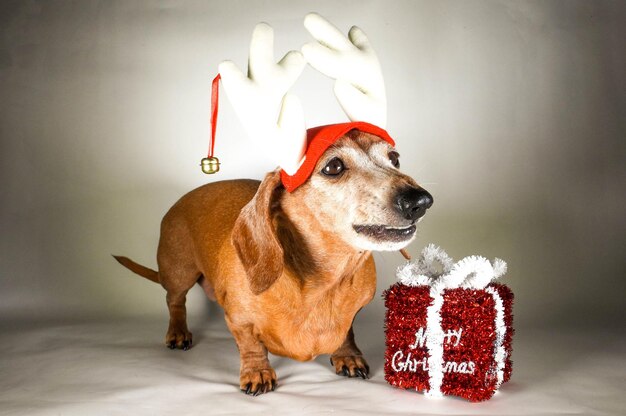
[232,170,284,295]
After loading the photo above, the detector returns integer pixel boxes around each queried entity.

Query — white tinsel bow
[397,244,507,289]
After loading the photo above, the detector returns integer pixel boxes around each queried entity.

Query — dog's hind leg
[162,277,196,350]
[157,220,199,351]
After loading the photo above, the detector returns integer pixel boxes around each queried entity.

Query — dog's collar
[280,122,395,192]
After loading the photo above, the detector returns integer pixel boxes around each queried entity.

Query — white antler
[302,13,387,128]
[218,23,307,175]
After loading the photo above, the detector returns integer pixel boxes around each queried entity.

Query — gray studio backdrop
[1,1,624,330]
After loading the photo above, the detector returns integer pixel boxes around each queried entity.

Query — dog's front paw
[240,367,277,396]
[331,355,370,379]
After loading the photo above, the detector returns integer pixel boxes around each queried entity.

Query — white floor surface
[1,312,624,416]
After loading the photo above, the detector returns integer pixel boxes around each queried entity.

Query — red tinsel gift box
[383,280,513,402]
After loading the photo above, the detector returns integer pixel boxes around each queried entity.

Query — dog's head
[294,130,433,251]
[232,129,432,294]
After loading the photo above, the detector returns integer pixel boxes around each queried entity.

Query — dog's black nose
[394,187,433,221]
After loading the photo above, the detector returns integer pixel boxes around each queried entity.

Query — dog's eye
[388,151,400,168]
[321,157,345,176]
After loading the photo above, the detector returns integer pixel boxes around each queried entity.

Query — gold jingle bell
[200,157,220,174]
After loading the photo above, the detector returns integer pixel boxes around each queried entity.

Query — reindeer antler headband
[201,13,395,192]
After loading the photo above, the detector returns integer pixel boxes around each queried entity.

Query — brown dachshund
[114,130,432,395]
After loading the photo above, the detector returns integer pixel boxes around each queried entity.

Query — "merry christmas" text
[391,326,476,375]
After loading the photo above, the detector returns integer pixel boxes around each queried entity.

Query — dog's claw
[240,368,277,396]
[165,327,193,350]
[331,355,370,379]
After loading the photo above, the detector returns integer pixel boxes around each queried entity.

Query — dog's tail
[112,255,160,283]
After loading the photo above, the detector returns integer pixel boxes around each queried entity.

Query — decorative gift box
[384,244,514,402]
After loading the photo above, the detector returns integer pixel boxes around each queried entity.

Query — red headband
[280,121,395,192]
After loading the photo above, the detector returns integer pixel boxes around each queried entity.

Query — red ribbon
[208,73,221,158]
